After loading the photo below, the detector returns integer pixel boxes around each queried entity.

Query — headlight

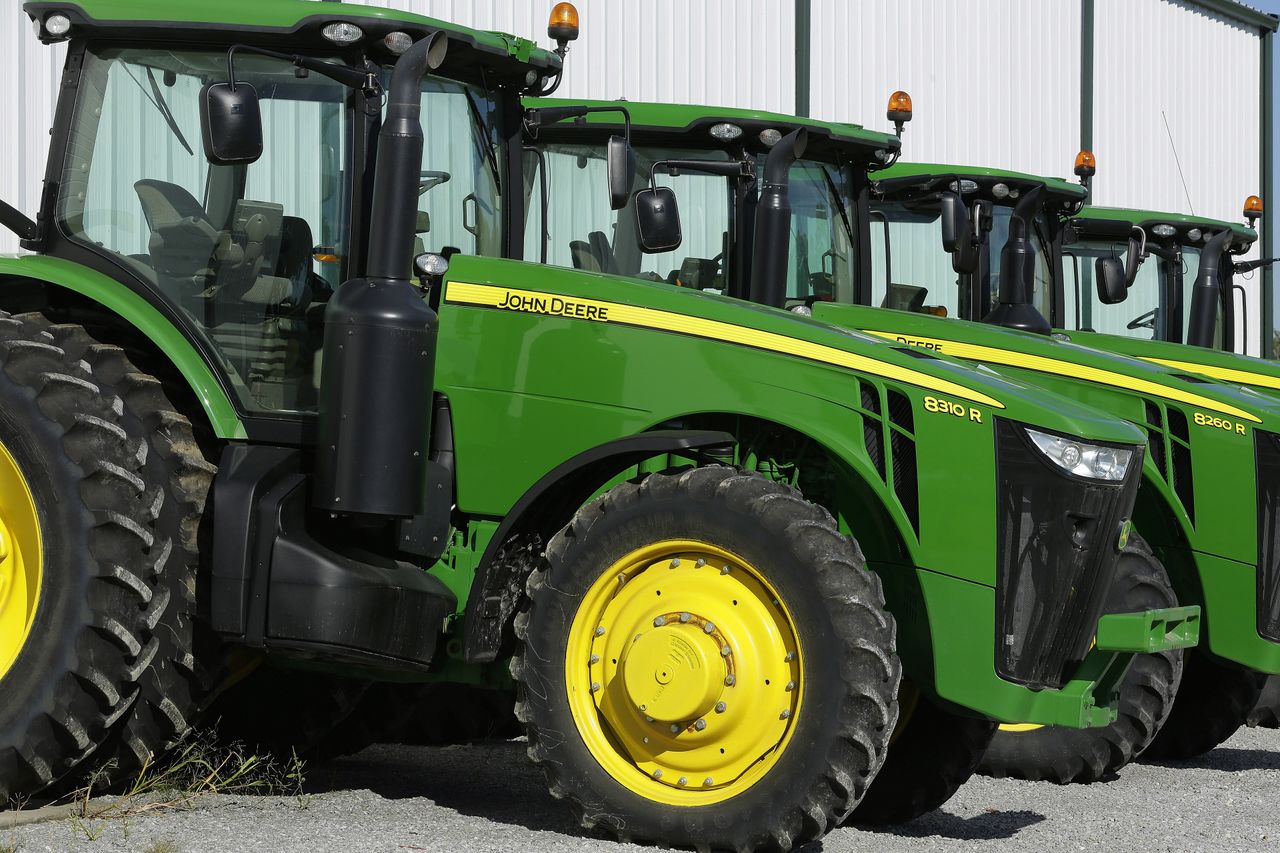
[1025,428,1133,482]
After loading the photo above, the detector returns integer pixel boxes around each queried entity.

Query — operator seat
[134,180,223,286]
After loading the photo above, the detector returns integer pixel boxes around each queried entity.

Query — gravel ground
[3,726,1278,853]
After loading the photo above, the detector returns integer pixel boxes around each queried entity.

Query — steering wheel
[1126,309,1157,331]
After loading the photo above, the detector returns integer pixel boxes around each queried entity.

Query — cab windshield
[57,45,503,416]
[1061,237,1166,340]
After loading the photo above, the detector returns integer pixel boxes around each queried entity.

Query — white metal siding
[1093,0,1264,354]
[0,20,62,255]
[809,0,1083,179]
[364,0,796,111]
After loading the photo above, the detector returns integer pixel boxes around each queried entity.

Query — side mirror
[940,192,968,253]
[634,186,681,253]
[1123,228,1147,286]
[199,82,263,166]
[606,135,634,211]
[1095,256,1128,305]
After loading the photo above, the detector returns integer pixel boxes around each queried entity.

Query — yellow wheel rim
[0,439,42,683]
[999,723,1044,733]
[565,540,803,807]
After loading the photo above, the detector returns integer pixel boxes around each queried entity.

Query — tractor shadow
[311,740,1046,845]
[851,808,1045,841]
[1139,746,1280,773]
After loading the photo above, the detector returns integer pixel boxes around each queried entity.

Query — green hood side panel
[1066,330,1280,395]
[0,254,246,439]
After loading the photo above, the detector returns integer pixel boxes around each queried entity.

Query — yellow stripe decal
[1138,357,1280,393]
[446,282,1004,408]
[862,331,1262,424]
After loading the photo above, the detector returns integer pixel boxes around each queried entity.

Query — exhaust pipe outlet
[1186,228,1233,349]
[315,32,449,517]
[749,129,808,309]
[984,185,1051,335]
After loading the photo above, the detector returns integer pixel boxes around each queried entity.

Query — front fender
[0,254,244,438]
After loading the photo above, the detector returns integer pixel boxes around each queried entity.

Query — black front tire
[849,686,995,824]
[512,466,900,852]
[1247,676,1280,729]
[978,534,1183,783]
[1141,649,1265,760]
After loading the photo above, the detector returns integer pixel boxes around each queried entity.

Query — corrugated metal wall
[1093,0,1265,354]
[809,0,1083,179]
[1,1,1268,350]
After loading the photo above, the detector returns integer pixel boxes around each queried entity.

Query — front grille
[993,419,1142,688]
[1167,408,1195,524]
[887,390,919,534]
[1255,430,1280,642]
[859,381,885,479]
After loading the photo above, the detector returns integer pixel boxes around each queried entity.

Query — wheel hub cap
[623,622,725,723]
[0,439,42,684]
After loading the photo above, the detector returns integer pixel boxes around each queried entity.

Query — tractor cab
[1059,206,1259,351]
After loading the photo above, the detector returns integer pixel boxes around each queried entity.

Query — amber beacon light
[1245,194,1263,227]
[886,90,912,137]
[548,3,580,56]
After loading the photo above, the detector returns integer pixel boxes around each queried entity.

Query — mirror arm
[525,105,631,145]
[226,44,381,96]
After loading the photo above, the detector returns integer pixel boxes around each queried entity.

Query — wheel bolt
[695,558,706,568]
[645,715,655,722]
[652,769,663,780]
[680,612,692,623]
[670,558,681,568]
[654,616,667,627]
[643,736,649,744]
[589,654,599,665]
[595,626,605,636]
[715,701,727,713]
[720,645,731,657]
[590,682,600,693]
[784,651,796,662]
[703,777,714,787]
[780,709,792,719]
[724,674,736,686]
[670,724,681,733]
[785,680,796,692]
[694,719,706,731]
[703,622,716,634]
[616,573,626,584]
[720,565,731,575]
[678,776,688,786]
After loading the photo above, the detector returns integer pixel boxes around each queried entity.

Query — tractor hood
[811,301,1280,434]
[1065,330,1280,399]
[441,256,1145,448]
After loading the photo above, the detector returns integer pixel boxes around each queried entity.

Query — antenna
[1161,110,1195,215]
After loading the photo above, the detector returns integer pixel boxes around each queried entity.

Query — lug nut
[715,701,727,713]
[652,769,663,780]
[654,616,667,627]
[703,622,716,634]
[670,724,681,733]
[694,719,707,731]
[645,715,655,722]
[680,612,692,623]
[785,680,796,692]
[704,777,714,786]
[724,674,736,686]
[589,654,599,665]
[695,558,706,568]
[670,558,681,568]
[616,572,626,584]
[678,776,688,786]
[720,565,731,575]
[643,736,649,744]
[590,682,601,693]
[780,709,792,719]
[784,651,796,662]
[595,626,606,636]
[721,645,731,657]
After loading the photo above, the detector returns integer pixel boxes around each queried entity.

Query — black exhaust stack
[749,129,808,309]
[984,185,1051,335]
[1185,229,1233,349]
[315,32,449,517]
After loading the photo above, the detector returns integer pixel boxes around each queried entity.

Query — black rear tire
[512,466,900,851]
[34,317,216,790]
[978,534,1183,783]
[1140,650,1265,760]
[0,313,194,802]
[848,685,995,825]
[1247,676,1280,729]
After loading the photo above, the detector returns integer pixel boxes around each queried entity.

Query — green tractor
[520,96,1280,790]
[1043,201,1280,728]
[0,1,1195,847]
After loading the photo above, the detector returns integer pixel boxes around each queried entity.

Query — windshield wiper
[820,164,856,246]
[121,63,194,157]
